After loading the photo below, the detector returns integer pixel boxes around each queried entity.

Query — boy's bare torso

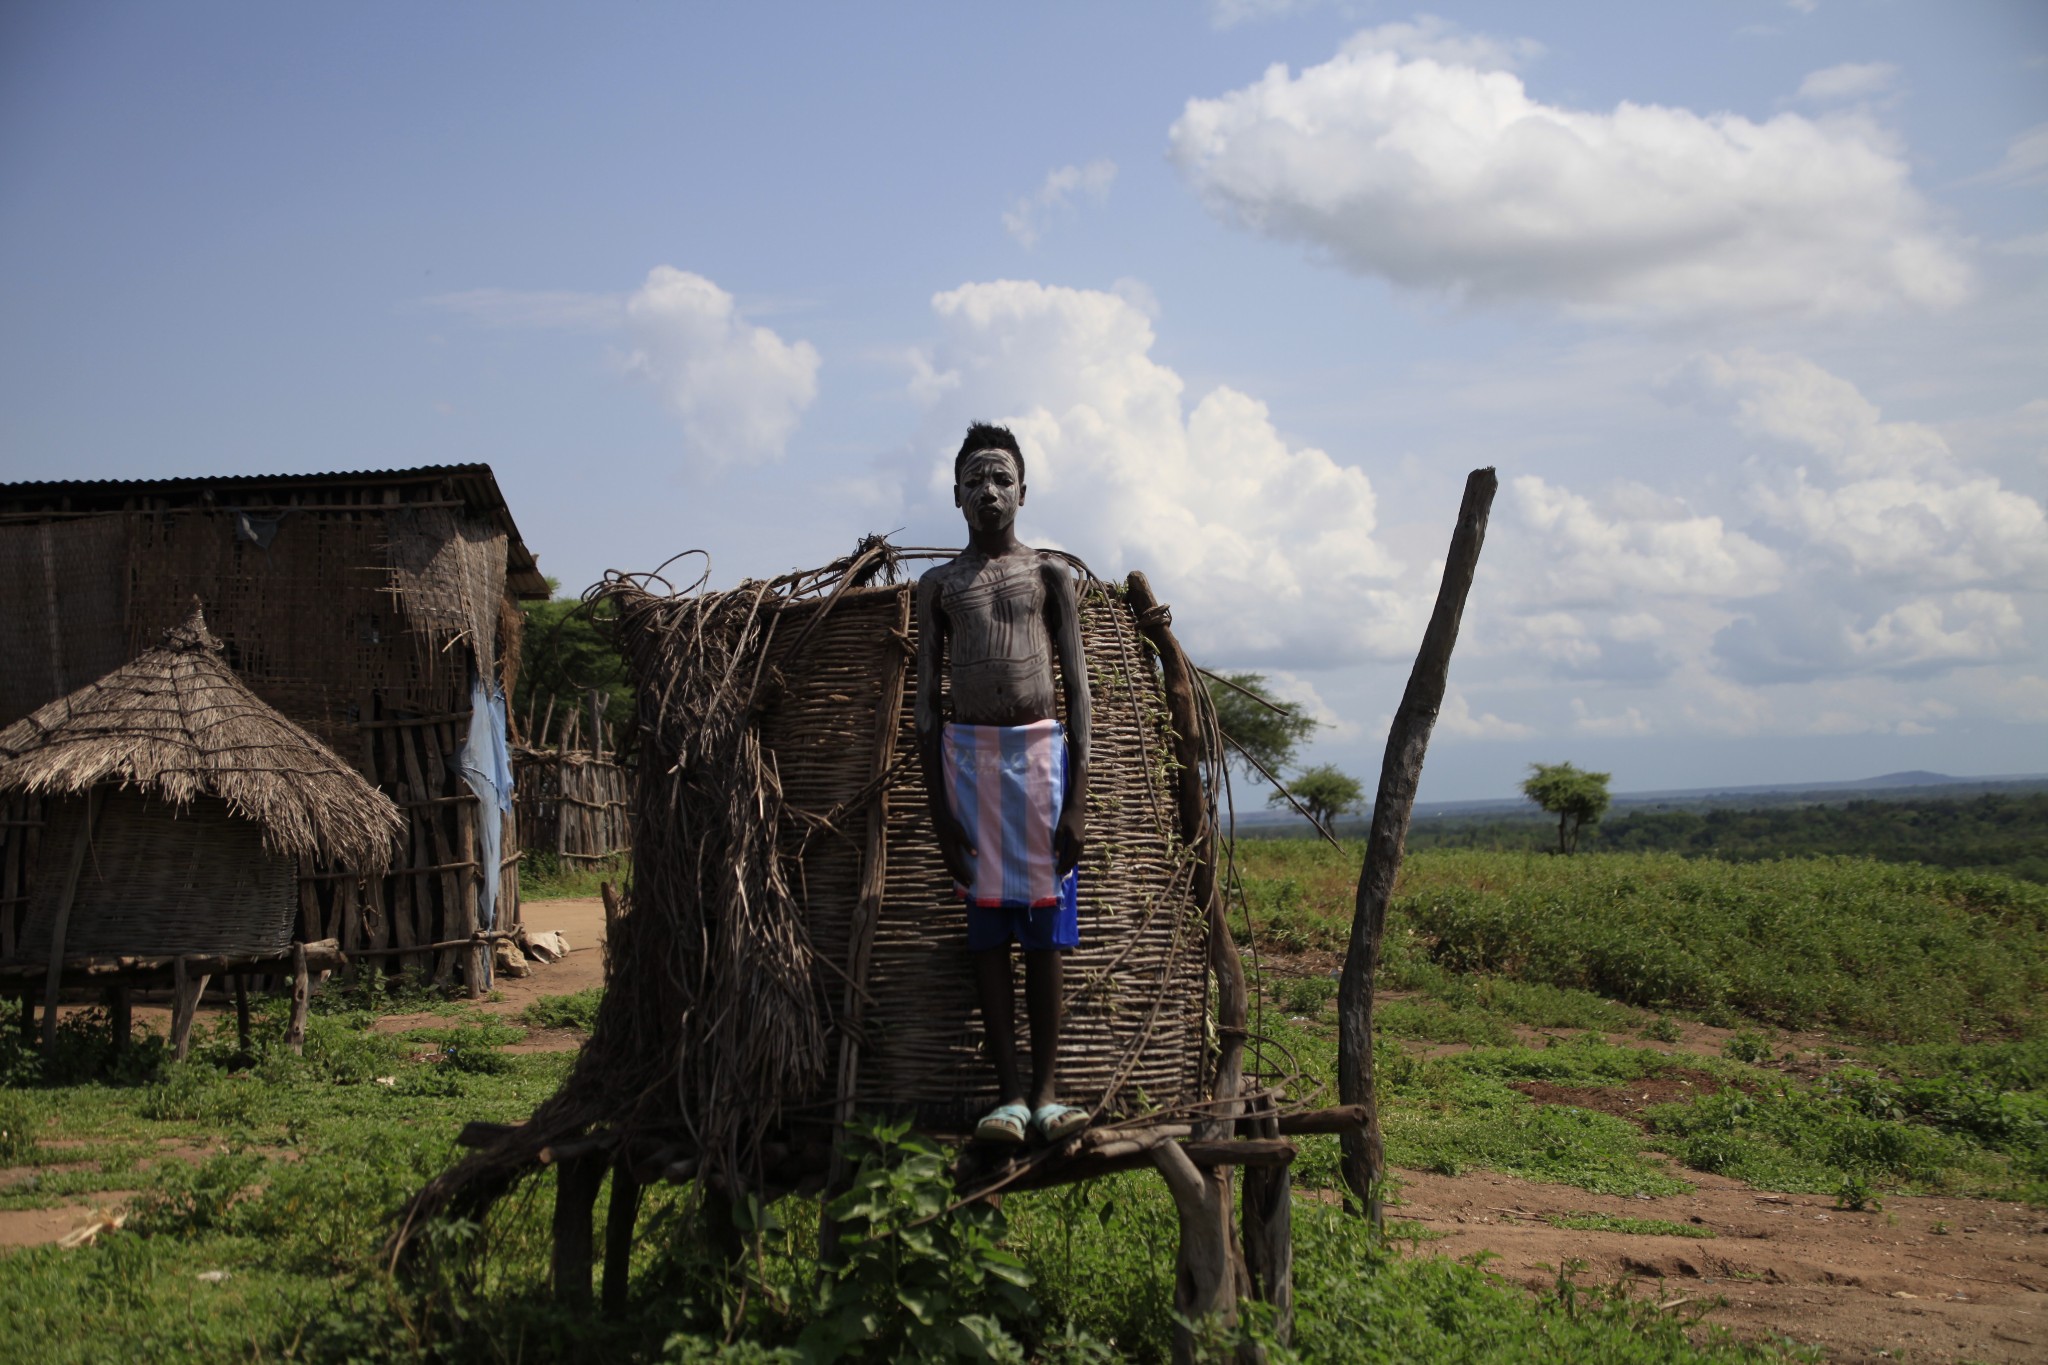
[922,549,1062,727]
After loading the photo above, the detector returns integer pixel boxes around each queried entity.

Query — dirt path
[363,896,607,1044]
[1386,1167,2047,1361]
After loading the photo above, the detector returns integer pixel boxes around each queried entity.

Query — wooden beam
[1338,468,1496,1222]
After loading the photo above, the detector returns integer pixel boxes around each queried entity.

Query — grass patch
[521,852,629,901]
[522,988,605,1033]
[1235,844,2048,1043]
[3,991,1816,1363]
[1544,1212,1716,1239]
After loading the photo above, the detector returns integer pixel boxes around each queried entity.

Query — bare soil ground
[1386,1168,2047,1363]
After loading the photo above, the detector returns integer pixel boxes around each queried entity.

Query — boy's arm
[1044,558,1090,875]
[914,572,976,886]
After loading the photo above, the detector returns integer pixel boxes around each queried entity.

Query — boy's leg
[974,946,1026,1105]
[1023,949,1063,1110]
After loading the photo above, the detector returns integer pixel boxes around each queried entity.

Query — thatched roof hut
[0,605,401,964]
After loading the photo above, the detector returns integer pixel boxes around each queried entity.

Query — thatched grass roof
[0,604,402,870]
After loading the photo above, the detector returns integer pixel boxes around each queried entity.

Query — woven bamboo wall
[0,520,132,730]
[758,582,1208,1129]
[11,791,297,962]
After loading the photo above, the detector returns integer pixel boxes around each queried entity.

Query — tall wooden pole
[1337,468,1496,1221]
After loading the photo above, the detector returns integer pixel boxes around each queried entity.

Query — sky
[2,1,2045,802]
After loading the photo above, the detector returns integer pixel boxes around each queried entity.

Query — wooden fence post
[1337,468,1496,1221]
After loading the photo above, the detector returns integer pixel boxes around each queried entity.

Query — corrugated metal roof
[0,463,550,598]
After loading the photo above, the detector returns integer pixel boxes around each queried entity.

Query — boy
[915,423,1091,1145]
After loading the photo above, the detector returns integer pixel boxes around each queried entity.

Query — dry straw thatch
[0,604,402,872]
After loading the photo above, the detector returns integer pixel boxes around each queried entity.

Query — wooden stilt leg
[551,1152,605,1308]
[170,958,210,1061]
[704,1184,745,1267]
[106,985,131,1055]
[601,1160,644,1315]
[1240,1162,1294,1345]
[1152,1142,1255,1365]
[16,992,32,1043]
[286,944,310,1057]
[234,976,252,1054]
[42,790,100,1047]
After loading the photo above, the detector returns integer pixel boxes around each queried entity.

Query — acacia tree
[1205,671,1317,787]
[1521,761,1612,853]
[1275,763,1364,831]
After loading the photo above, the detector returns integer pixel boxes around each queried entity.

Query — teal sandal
[1031,1103,1088,1143]
[975,1103,1031,1145]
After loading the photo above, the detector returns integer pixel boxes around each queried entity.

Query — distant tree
[1275,764,1365,831]
[1206,671,1318,787]
[1521,761,1612,854]
[514,579,633,755]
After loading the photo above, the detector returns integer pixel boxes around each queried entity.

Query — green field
[4,846,2044,1361]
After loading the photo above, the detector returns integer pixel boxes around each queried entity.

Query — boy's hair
[954,422,1024,483]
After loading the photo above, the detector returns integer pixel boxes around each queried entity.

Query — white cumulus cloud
[1979,122,2048,187]
[1510,476,1784,602]
[622,267,820,467]
[1671,349,2048,583]
[1167,24,1970,320]
[1440,689,1533,739]
[1795,62,1899,104]
[907,279,1415,666]
[430,266,820,469]
[1002,161,1117,249]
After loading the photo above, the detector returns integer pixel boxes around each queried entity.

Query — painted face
[955,449,1024,533]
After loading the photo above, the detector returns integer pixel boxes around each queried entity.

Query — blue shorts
[965,871,1080,953]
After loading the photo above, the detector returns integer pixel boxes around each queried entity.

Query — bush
[1723,1031,1775,1064]
[803,1119,1036,1363]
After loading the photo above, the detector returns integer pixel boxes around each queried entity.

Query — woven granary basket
[11,790,297,962]
[759,581,1208,1129]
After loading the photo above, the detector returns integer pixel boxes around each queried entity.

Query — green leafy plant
[1723,1031,1775,1065]
[1834,1173,1883,1212]
[802,1119,1036,1363]
[1643,1016,1684,1044]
